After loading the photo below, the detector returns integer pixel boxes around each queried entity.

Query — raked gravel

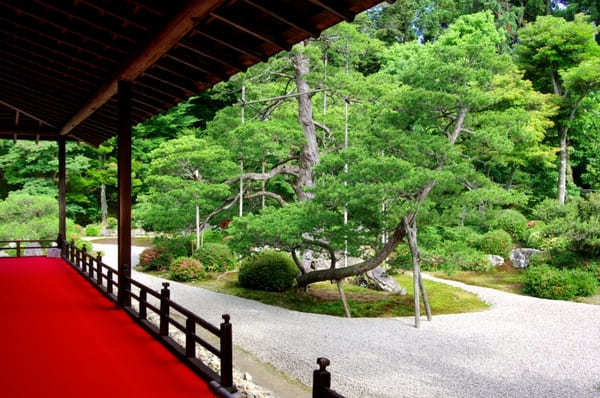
[93,244,600,398]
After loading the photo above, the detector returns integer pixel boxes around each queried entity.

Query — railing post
[139,288,147,320]
[160,282,170,336]
[82,245,87,274]
[313,358,331,398]
[220,314,233,389]
[96,254,102,287]
[16,241,21,258]
[107,269,113,295]
[186,318,196,358]
[70,239,75,263]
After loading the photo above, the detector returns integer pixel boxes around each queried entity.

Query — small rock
[243,372,253,382]
[354,266,407,295]
[47,248,61,258]
[487,255,505,267]
[509,248,541,269]
[24,242,43,257]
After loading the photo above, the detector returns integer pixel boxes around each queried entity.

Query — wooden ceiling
[1,0,386,146]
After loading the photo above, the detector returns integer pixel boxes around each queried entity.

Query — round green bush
[193,243,237,272]
[168,257,205,282]
[107,217,118,229]
[523,265,598,300]
[487,209,527,241]
[238,250,298,292]
[84,224,101,237]
[153,236,193,258]
[138,247,171,271]
[476,230,512,257]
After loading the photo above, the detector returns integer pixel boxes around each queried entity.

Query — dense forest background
[1,1,599,296]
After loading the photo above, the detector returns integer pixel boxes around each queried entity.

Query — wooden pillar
[117,80,132,307]
[58,136,66,241]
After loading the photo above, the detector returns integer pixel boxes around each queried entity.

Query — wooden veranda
[1,1,387,396]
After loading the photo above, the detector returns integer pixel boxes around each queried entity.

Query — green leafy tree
[516,14,600,203]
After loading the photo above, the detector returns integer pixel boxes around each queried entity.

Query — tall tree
[516,14,600,203]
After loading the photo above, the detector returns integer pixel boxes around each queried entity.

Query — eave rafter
[60,0,227,136]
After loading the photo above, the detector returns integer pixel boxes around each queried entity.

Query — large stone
[354,266,407,295]
[510,248,541,269]
[487,255,505,267]
[24,242,43,257]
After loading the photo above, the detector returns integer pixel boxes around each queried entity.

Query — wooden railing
[1,238,350,398]
[0,239,57,257]
[61,239,237,398]
[313,358,346,398]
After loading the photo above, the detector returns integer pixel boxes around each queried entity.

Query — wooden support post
[97,257,103,287]
[160,282,170,336]
[117,80,132,307]
[220,314,233,389]
[58,136,66,242]
[185,318,196,358]
[312,358,332,398]
[16,241,21,258]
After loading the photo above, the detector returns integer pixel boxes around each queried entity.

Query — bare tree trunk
[557,129,568,204]
[336,280,351,318]
[418,271,432,321]
[292,47,320,201]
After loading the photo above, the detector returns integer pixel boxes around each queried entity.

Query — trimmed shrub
[84,224,101,237]
[523,265,598,300]
[168,257,205,282]
[476,230,512,257]
[238,250,298,292]
[487,209,527,241]
[153,236,193,258]
[193,243,237,272]
[138,247,171,271]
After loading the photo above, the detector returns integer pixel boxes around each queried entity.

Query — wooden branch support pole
[220,314,233,389]
[117,80,132,308]
[160,282,170,336]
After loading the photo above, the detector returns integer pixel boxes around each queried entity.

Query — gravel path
[93,244,600,398]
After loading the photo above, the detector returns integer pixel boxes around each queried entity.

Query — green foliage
[106,217,118,229]
[238,250,298,292]
[193,243,237,272]
[153,236,193,259]
[84,224,101,237]
[523,265,598,300]
[168,257,206,282]
[486,209,527,241]
[476,230,513,257]
[138,247,171,271]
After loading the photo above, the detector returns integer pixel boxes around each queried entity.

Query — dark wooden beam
[209,12,291,50]
[176,42,245,72]
[193,29,267,61]
[242,0,319,37]
[60,0,226,136]
[305,0,354,22]
[58,136,66,241]
[117,80,132,308]
[0,100,56,127]
[0,129,59,137]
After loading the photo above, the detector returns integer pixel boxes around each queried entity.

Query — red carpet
[0,257,215,398]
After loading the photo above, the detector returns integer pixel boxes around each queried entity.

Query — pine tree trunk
[292,47,320,201]
[100,183,107,226]
[557,129,568,204]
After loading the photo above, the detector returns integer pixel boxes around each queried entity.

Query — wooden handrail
[60,241,236,394]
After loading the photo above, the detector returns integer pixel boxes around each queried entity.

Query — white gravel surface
[93,243,600,398]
